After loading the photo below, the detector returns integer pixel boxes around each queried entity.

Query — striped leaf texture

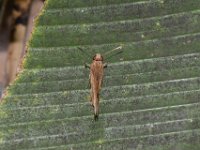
[0,0,200,149]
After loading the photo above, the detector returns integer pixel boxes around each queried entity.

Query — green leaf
[0,0,200,149]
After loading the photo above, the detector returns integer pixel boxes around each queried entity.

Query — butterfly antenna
[78,47,91,58]
[104,50,123,61]
[104,45,123,56]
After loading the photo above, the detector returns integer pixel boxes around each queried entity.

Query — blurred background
[0,0,45,98]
